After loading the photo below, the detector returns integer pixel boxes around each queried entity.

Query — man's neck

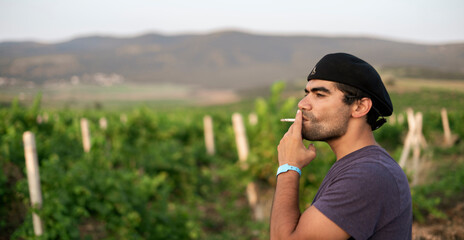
[327,124,377,161]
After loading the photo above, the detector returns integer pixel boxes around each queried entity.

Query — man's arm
[270,110,350,240]
[270,172,350,240]
[270,171,301,239]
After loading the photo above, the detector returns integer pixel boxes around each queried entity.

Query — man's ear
[351,97,372,118]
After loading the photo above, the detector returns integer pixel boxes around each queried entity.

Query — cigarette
[280,118,295,122]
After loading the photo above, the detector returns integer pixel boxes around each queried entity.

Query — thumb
[306,143,317,159]
[307,143,316,152]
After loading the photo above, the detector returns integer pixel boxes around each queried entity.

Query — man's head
[307,53,392,131]
[298,79,354,141]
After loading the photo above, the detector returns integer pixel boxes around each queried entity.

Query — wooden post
[23,132,44,236]
[36,115,43,124]
[247,182,263,219]
[232,113,263,220]
[411,112,423,186]
[248,113,258,126]
[441,108,452,146]
[36,113,49,124]
[99,117,108,130]
[398,109,427,186]
[232,113,249,164]
[80,118,91,153]
[203,115,215,155]
[399,109,415,168]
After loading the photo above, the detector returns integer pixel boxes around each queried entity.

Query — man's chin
[301,130,316,141]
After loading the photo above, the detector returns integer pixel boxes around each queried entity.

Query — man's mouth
[301,112,311,122]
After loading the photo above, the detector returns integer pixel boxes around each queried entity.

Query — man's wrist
[276,164,302,177]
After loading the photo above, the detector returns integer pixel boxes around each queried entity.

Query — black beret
[307,53,393,117]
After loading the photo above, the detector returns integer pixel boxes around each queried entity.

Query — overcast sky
[1,0,463,44]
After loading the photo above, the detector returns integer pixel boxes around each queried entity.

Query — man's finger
[291,110,303,137]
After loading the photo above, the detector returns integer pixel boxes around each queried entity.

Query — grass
[390,78,464,93]
[0,83,239,110]
[390,89,464,112]
[0,77,463,112]
[385,78,464,112]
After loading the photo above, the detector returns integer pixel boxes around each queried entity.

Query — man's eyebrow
[305,87,331,94]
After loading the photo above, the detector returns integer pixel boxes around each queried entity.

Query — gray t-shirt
[312,145,412,240]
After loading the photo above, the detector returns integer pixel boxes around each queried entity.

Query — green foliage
[1,82,463,239]
[411,188,445,223]
[248,81,336,210]
[411,148,464,222]
[248,81,299,181]
[390,89,464,113]
[1,104,226,239]
[374,123,405,152]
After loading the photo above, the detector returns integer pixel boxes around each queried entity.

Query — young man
[270,53,412,240]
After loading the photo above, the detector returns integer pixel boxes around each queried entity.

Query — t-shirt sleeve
[312,162,399,240]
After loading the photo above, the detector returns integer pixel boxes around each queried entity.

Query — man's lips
[301,112,311,121]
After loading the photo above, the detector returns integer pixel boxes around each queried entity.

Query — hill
[1,31,464,89]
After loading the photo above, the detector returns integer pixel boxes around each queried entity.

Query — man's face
[298,80,352,141]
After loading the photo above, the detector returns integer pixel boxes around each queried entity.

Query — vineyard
[1,82,464,239]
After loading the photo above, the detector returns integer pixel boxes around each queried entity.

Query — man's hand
[271,109,350,240]
[278,110,316,169]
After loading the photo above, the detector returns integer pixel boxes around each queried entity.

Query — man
[270,53,412,240]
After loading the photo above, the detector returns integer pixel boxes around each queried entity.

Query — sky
[1,0,463,44]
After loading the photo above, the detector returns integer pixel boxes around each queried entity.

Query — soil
[412,202,464,240]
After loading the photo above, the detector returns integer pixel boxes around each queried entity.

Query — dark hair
[335,82,386,130]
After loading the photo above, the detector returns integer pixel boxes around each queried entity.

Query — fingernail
[297,110,301,114]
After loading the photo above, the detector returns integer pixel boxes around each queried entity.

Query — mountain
[1,31,463,89]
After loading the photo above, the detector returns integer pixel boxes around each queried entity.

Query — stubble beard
[301,111,350,142]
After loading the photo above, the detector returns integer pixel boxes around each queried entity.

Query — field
[1,78,464,239]
[0,83,240,109]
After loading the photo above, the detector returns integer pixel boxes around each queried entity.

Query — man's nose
[298,96,311,111]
